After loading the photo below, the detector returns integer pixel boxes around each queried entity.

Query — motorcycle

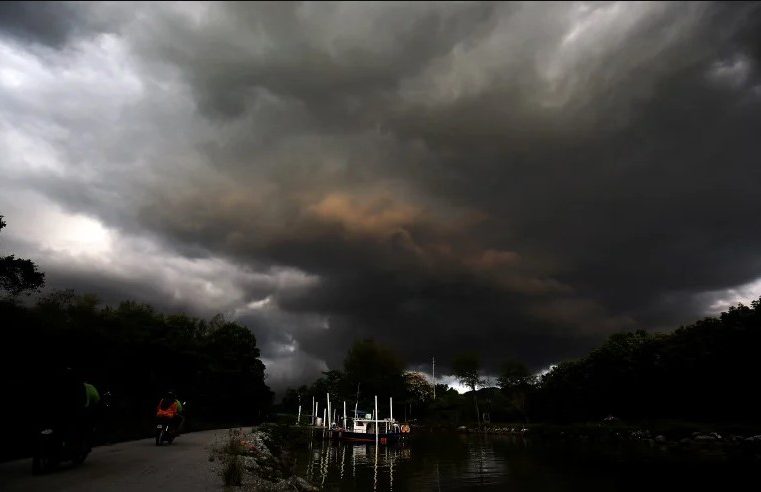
[32,423,92,474]
[155,416,180,446]
[155,401,186,446]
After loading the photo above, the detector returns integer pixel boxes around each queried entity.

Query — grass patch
[218,429,246,486]
[221,455,243,487]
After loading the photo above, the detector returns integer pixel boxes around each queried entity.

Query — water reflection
[299,433,507,491]
[294,432,755,491]
[463,437,507,486]
[303,434,414,490]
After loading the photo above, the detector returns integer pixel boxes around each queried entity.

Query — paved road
[0,428,237,491]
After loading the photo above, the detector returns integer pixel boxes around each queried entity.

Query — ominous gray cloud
[2,2,761,393]
[0,1,84,46]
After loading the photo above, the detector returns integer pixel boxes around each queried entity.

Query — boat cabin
[347,415,401,435]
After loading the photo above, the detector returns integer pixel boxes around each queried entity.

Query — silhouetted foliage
[497,359,530,389]
[534,300,761,422]
[451,352,485,392]
[0,216,45,296]
[404,371,434,403]
[0,291,272,460]
[452,352,485,426]
[497,359,533,422]
[344,338,406,402]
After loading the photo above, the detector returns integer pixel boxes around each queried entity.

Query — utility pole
[432,356,436,400]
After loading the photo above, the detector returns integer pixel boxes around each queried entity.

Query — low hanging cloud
[2,2,761,393]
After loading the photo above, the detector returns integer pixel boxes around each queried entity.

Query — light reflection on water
[294,432,757,491]
[298,433,513,491]
[303,437,412,490]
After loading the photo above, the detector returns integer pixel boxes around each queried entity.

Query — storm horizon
[2,1,761,395]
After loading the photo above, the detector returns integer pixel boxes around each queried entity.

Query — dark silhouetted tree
[497,359,530,389]
[452,352,485,427]
[0,216,45,296]
[497,359,532,422]
[404,371,434,403]
[343,339,405,404]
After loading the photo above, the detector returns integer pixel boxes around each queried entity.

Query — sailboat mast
[433,356,436,400]
[374,395,379,446]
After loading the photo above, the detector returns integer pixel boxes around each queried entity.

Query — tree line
[0,292,273,460]
[534,300,761,422]
[281,300,761,427]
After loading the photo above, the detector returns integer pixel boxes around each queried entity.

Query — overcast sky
[2,2,761,394]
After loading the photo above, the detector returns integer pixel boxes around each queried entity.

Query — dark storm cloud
[0,1,98,47]
[3,2,761,387]
[132,2,498,120]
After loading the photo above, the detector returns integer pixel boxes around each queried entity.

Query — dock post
[374,395,379,447]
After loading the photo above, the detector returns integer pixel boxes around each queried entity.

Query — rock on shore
[212,425,317,491]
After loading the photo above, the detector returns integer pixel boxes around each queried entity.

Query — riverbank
[448,421,761,450]
[211,424,317,491]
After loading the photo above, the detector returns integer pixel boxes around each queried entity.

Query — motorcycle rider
[53,368,100,434]
[33,367,101,471]
[156,390,184,434]
[83,381,101,417]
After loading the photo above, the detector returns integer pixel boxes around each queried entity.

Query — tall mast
[326,393,331,427]
[433,356,436,400]
[355,382,361,419]
[374,395,379,447]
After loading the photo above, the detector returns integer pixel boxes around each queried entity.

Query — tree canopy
[0,216,45,296]
[0,291,272,460]
[343,338,406,402]
[451,352,484,391]
[497,359,530,390]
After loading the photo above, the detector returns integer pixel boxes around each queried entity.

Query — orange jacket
[156,400,179,418]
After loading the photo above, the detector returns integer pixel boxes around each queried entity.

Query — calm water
[293,432,756,491]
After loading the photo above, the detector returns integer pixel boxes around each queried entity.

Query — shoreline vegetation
[212,425,317,491]
[451,421,761,447]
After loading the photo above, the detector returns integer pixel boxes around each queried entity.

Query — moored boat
[301,394,411,445]
[331,414,410,444]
